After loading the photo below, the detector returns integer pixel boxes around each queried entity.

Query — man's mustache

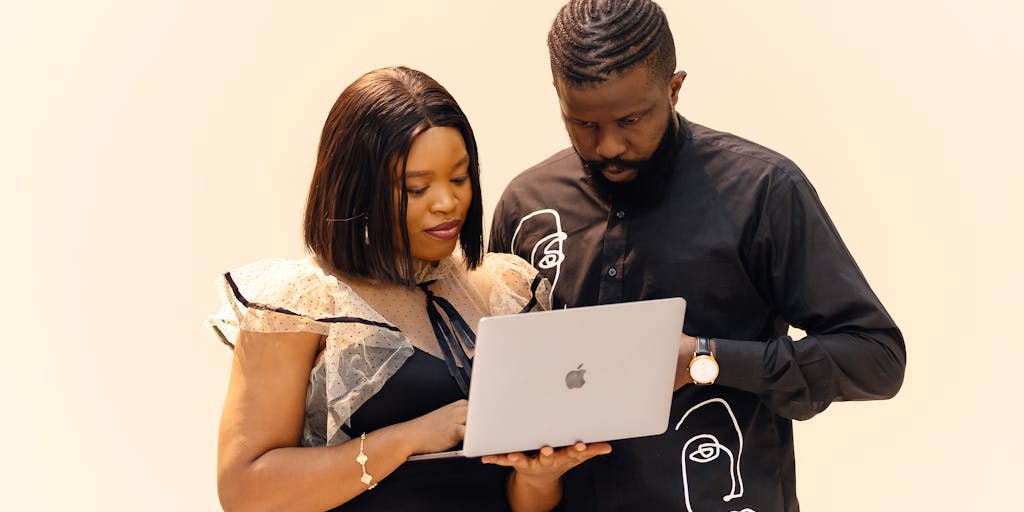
[583,157,650,173]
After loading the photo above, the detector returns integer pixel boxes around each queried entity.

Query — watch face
[690,355,719,384]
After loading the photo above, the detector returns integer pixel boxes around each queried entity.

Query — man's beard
[579,115,680,209]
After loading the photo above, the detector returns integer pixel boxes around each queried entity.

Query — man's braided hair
[548,0,676,85]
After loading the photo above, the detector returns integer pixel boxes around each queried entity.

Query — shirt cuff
[712,337,767,393]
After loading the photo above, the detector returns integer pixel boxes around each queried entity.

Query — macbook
[408,297,685,460]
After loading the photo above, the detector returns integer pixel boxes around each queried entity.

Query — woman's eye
[406,187,427,196]
[452,175,470,185]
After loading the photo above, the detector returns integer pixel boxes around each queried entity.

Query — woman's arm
[217,329,467,512]
[484,442,611,512]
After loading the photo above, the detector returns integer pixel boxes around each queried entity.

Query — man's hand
[675,333,698,390]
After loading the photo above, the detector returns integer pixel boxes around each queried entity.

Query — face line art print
[510,209,567,307]
[675,397,756,512]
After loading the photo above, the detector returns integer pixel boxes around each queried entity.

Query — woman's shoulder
[214,256,382,323]
[475,252,539,281]
[207,256,401,349]
[221,257,342,316]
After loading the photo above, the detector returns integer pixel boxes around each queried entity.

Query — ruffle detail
[414,256,457,285]
[205,253,550,448]
[481,253,552,314]
[205,257,414,447]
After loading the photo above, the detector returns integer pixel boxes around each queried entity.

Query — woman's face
[396,126,473,264]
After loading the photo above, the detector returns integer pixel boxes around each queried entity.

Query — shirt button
[607,268,617,277]
[615,210,626,219]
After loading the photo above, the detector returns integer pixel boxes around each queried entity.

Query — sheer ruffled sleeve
[205,258,335,347]
[205,258,414,447]
[479,253,552,315]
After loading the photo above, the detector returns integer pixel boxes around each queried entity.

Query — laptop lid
[455,297,685,457]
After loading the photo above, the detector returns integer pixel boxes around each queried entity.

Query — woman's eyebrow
[405,154,470,177]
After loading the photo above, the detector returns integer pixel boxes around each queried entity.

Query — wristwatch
[688,336,719,385]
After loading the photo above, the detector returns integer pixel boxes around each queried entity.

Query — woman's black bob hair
[303,66,484,286]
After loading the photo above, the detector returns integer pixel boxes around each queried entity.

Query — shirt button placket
[599,207,626,303]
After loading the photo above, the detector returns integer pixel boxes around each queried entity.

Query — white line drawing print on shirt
[675,398,756,512]
[511,209,567,307]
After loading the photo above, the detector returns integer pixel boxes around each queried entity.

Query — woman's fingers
[481,452,526,467]
[570,442,611,461]
[538,445,555,467]
[480,442,612,470]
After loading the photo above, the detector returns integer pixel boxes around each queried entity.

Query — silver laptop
[408,297,685,460]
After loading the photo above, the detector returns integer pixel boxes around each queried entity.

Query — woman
[207,66,609,512]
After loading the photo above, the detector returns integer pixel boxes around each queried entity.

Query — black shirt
[489,116,906,511]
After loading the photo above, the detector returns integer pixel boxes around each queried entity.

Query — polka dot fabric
[205,253,549,447]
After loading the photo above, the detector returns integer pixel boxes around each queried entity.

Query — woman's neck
[413,258,439,272]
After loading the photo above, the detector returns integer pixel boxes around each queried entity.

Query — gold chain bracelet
[356,432,377,490]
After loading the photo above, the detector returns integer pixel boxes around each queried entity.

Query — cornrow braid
[548,0,675,85]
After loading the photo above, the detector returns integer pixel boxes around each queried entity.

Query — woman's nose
[430,186,459,213]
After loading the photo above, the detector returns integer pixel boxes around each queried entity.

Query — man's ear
[669,71,687,105]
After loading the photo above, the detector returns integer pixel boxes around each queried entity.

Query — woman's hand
[483,442,611,511]
[399,399,469,455]
[482,442,611,483]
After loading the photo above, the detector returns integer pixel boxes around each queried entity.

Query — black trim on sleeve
[223,271,401,332]
[519,273,543,314]
[211,325,236,349]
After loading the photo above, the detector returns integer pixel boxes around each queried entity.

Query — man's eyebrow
[405,154,470,178]
[562,106,651,124]
[560,111,589,123]
[619,108,648,120]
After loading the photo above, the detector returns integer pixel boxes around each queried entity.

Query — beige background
[2,1,1021,510]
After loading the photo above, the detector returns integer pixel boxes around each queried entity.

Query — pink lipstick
[425,220,461,240]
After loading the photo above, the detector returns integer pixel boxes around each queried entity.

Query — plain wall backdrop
[2,1,1021,510]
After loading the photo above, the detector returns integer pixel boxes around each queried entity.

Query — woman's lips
[425,220,461,240]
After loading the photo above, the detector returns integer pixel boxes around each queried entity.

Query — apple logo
[565,363,586,389]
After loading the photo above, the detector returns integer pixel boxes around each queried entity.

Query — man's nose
[595,128,627,160]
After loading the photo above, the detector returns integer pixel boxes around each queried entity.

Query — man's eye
[621,117,639,125]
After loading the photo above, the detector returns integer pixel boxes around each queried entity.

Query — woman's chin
[410,242,458,264]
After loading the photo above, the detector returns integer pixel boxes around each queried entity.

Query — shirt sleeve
[488,195,513,254]
[712,170,907,421]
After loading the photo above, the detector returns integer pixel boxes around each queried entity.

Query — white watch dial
[690,356,719,384]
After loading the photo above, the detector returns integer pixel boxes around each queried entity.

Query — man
[489,1,907,510]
